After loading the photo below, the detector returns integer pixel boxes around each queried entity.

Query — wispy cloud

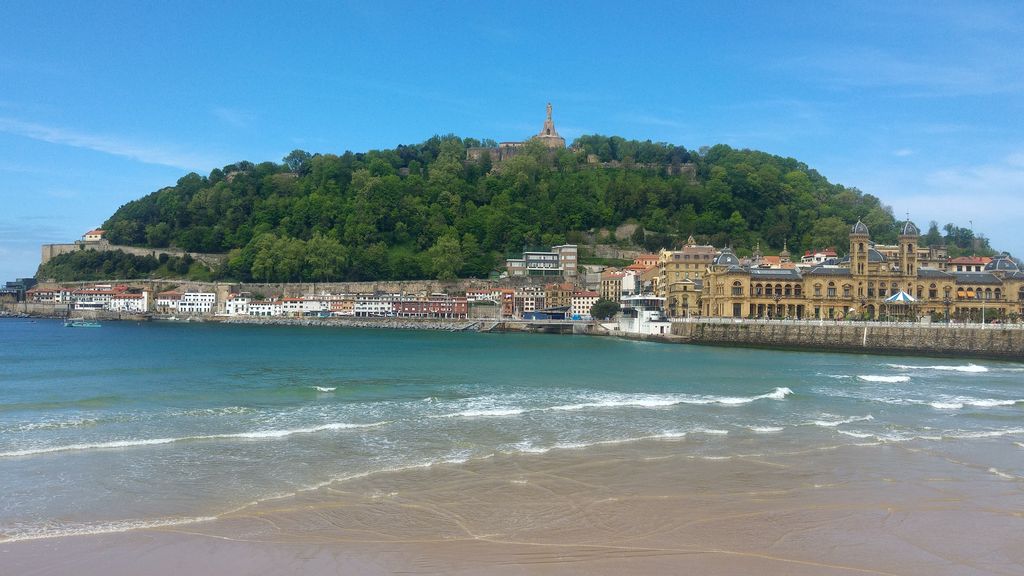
[212,107,254,129]
[0,117,218,171]
[893,148,914,157]
[792,48,1024,97]
[619,113,688,130]
[863,152,1024,256]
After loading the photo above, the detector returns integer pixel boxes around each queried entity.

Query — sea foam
[857,375,910,383]
[811,414,874,427]
[886,363,988,373]
[928,397,1019,410]
[0,515,217,543]
[0,421,388,458]
[436,387,792,419]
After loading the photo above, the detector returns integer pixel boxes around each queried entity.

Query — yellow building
[657,236,717,317]
[702,221,1024,322]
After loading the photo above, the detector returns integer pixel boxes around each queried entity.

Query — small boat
[64,320,102,328]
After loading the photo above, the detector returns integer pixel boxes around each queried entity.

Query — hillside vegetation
[77,136,991,283]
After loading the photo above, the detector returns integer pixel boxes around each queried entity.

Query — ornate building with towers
[702,220,1024,322]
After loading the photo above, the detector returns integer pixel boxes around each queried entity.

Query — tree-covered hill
[89,135,990,283]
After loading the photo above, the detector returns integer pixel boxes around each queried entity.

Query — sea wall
[670,320,1024,360]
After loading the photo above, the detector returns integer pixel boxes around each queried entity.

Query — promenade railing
[670,317,1024,330]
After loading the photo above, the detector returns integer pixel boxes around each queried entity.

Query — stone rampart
[40,241,227,269]
[671,320,1023,361]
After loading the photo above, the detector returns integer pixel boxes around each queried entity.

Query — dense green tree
[427,232,463,280]
[590,298,621,320]
[88,135,1000,282]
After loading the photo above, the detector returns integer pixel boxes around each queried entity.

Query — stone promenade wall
[671,320,1024,360]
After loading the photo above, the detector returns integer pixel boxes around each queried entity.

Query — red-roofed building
[633,254,660,268]
[571,290,600,318]
[801,248,838,265]
[948,256,991,272]
[83,229,106,242]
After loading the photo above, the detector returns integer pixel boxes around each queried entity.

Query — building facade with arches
[702,221,1024,322]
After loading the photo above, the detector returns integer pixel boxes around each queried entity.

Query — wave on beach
[0,515,218,543]
[927,397,1020,410]
[810,414,874,428]
[857,375,910,383]
[437,388,793,419]
[0,421,388,458]
[886,363,989,373]
[311,386,337,392]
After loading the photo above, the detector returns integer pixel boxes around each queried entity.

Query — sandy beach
[4,439,1022,575]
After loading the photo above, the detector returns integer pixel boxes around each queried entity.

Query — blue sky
[2,1,1023,280]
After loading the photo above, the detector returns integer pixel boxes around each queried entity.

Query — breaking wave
[887,363,988,373]
[436,388,793,419]
[0,421,388,458]
[0,515,217,543]
[857,375,910,383]
[811,414,874,428]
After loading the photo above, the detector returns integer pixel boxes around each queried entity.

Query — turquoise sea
[1,318,1023,542]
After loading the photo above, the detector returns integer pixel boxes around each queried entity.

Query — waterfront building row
[701,221,1024,322]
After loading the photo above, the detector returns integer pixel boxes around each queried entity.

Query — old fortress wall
[41,240,228,269]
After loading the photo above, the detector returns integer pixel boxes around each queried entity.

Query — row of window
[727,281,1024,301]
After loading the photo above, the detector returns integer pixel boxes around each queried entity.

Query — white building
[354,294,395,317]
[73,287,116,310]
[109,292,149,313]
[249,300,282,317]
[155,291,182,313]
[281,297,329,317]
[178,292,216,315]
[224,294,250,316]
[570,291,599,319]
[505,244,578,279]
[616,295,672,336]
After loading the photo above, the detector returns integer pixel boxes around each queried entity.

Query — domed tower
[779,240,791,264]
[899,219,920,277]
[711,247,740,270]
[984,254,1019,278]
[850,220,870,277]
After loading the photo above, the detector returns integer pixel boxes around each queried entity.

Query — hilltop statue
[536,102,565,148]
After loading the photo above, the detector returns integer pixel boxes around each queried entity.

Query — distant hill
[40,135,994,282]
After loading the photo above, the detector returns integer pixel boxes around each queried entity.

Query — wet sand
[3,440,1022,575]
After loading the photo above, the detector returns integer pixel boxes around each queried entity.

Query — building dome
[984,255,1019,272]
[713,248,740,268]
[900,220,920,237]
[851,220,869,235]
[779,241,791,261]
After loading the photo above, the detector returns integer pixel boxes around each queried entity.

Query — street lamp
[772,292,782,319]
[943,295,951,325]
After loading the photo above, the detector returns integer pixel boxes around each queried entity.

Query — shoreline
[2,440,1021,575]
[6,310,1024,362]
